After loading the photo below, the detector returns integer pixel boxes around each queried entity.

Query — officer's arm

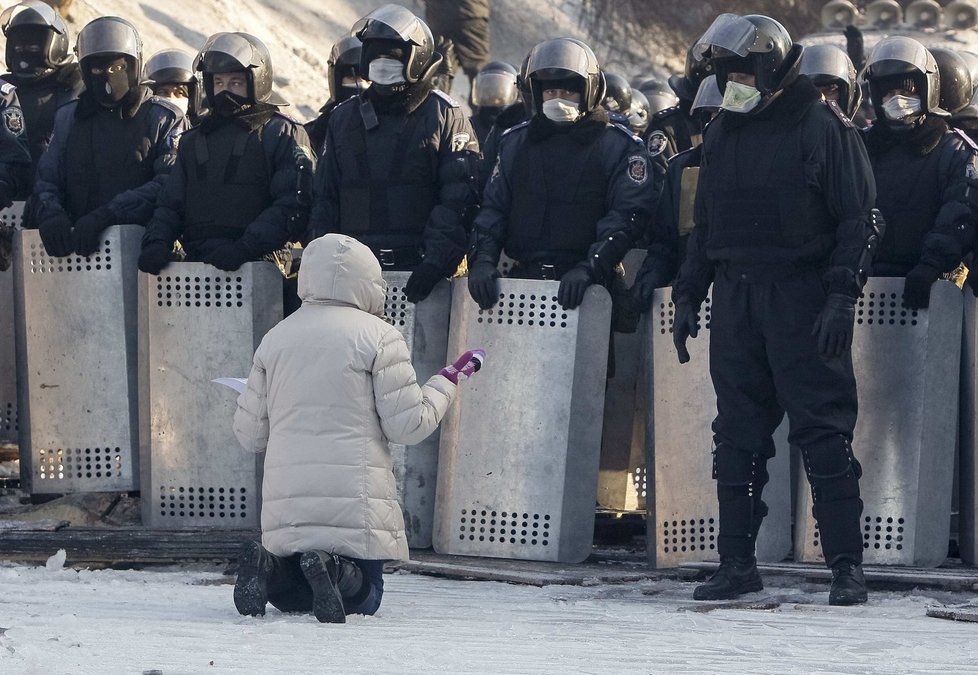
[0,87,33,201]
[306,117,341,243]
[588,136,663,275]
[469,133,516,266]
[922,139,978,272]
[426,106,480,275]
[822,123,877,297]
[238,121,316,257]
[142,138,190,250]
[105,107,188,225]
[635,158,682,286]
[32,103,72,212]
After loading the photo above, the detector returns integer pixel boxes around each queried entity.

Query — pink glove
[439,349,486,385]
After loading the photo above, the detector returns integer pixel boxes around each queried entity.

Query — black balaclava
[85,54,137,108]
[5,25,56,80]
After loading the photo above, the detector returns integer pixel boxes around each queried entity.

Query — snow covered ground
[1,557,977,674]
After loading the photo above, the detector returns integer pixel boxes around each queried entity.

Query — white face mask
[542,97,581,123]
[882,94,922,122]
[368,58,405,86]
[721,80,762,113]
[162,95,189,115]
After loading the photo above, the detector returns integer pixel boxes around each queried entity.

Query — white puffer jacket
[233,234,456,561]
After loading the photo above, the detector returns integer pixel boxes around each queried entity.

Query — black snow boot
[693,555,764,600]
[234,540,274,617]
[829,559,868,606]
[299,551,365,624]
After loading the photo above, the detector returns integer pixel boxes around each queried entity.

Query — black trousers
[265,554,386,616]
[708,265,864,563]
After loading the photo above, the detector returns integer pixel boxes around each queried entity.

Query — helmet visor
[527,39,595,80]
[691,75,722,112]
[472,71,518,107]
[353,5,425,46]
[800,44,852,82]
[866,37,932,77]
[76,17,139,61]
[196,33,260,71]
[1,1,63,35]
[694,13,761,60]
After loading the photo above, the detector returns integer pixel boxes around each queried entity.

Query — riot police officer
[645,44,714,162]
[626,88,651,136]
[467,37,661,312]
[478,57,530,189]
[602,72,632,126]
[932,48,978,143]
[307,4,480,304]
[143,48,200,125]
[138,32,315,274]
[862,37,978,308]
[800,44,864,124]
[0,0,82,175]
[30,16,186,258]
[305,36,363,157]
[469,60,520,145]
[673,14,877,606]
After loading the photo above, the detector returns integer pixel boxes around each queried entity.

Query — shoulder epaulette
[953,127,978,153]
[500,120,529,137]
[0,79,15,95]
[651,105,680,121]
[610,121,642,142]
[148,95,184,117]
[273,109,300,125]
[824,100,855,129]
[432,88,460,108]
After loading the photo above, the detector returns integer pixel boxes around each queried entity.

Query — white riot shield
[646,287,792,569]
[0,203,23,443]
[383,273,451,548]
[14,225,141,493]
[795,278,962,567]
[434,279,612,563]
[138,262,282,528]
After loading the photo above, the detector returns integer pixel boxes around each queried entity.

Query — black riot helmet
[75,16,142,107]
[694,13,802,97]
[930,48,973,115]
[472,61,519,108]
[627,88,650,134]
[526,37,605,114]
[863,36,946,120]
[353,4,439,88]
[638,78,680,114]
[327,36,362,102]
[1,0,71,79]
[669,42,715,102]
[800,44,861,118]
[195,32,286,106]
[602,72,632,113]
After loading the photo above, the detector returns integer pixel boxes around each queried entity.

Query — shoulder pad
[432,89,460,108]
[149,95,184,117]
[824,100,855,129]
[501,120,529,138]
[610,121,642,143]
[953,127,978,153]
[652,105,680,121]
[0,79,15,95]
[273,110,300,125]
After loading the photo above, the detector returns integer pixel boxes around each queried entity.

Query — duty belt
[372,245,423,269]
[511,261,578,281]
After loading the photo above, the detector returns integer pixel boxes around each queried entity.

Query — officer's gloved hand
[71,206,115,257]
[138,242,174,275]
[672,300,699,364]
[812,293,856,358]
[630,263,673,313]
[439,348,486,385]
[404,262,443,303]
[37,207,73,258]
[557,264,593,310]
[206,242,252,271]
[902,263,942,309]
[468,260,500,309]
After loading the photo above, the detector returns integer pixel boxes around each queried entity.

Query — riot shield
[646,286,792,569]
[962,289,978,564]
[14,225,141,493]
[138,262,282,528]
[0,203,23,444]
[383,273,451,548]
[434,279,612,563]
[795,278,962,567]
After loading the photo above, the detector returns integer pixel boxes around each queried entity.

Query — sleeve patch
[627,155,648,185]
[452,132,471,152]
[2,107,24,137]
[647,130,668,157]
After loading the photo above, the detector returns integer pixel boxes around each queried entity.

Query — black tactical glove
[557,264,592,310]
[812,293,856,359]
[672,300,699,364]
[138,242,174,275]
[206,242,252,271]
[902,263,942,309]
[630,262,674,313]
[37,206,73,258]
[404,262,443,303]
[71,206,115,257]
[844,25,865,71]
[467,260,500,310]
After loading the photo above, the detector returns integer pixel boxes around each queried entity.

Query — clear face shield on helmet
[472,71,519,108]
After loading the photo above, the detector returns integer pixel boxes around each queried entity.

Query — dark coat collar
[200,102,278,134]
[864,115,948,156]
[527,106,610,144]
[365,79,434,116]
[718,75,821,131]
[74,84,151,121]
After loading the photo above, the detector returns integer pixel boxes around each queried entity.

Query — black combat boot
[234,540,275,616]
[299,551,365,624]
[693,555,764,600]
[829,558,868,606]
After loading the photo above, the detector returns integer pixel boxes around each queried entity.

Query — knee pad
[712,443,771,492]
[801,436,862,503]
